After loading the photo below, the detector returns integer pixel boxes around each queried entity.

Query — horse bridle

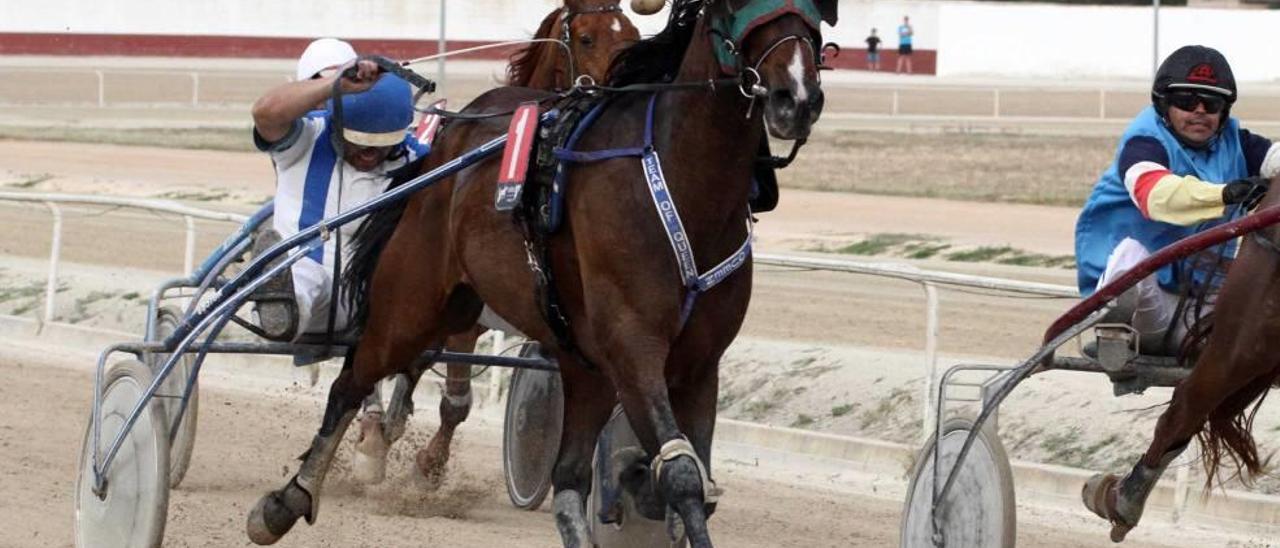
[558,4,625,87]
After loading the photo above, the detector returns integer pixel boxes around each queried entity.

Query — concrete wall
[936,2,1280,81]
[4,0,1280,80]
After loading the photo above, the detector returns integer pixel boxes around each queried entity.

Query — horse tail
[342,156,425,328]
[1196,373,1277,488]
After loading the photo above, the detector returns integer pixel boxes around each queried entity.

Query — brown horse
[245,1,837,546]
[1083,180,1280,541]
[347,0,641,486]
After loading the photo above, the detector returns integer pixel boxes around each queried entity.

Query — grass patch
[0,126,253,152]
[156,189,231,202]
[836,233,931,256]
[831,403,855,417]
[815,233,1075,269]
[0,281,44,304]
[791,414,815,428]
[120,291,141,301]
[742,400,777,421]
[5,173,53,188]
[945,246,1015,262]
[903,242,951,259]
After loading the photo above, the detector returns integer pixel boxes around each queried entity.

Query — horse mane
[507,8,563,87]
[343,156,425,328]
[607,0,705,86]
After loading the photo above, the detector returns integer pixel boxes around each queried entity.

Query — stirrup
[249,229,299,341]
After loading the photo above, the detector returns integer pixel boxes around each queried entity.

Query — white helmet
[296,38,357,81]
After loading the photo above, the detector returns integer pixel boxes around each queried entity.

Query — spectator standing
[896,15,914,74]
[865,28,882,71]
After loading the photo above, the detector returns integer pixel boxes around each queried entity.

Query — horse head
[706,0,838,139]
[562,0,642,84]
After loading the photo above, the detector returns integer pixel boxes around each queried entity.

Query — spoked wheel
[588,407,687,548]
[900,418,1016,548]
[74,360,171,548]
[146,306,199,488]
[502,343,562,510]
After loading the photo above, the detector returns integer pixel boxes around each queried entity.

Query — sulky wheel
[900,417,1016,548]
[146,306,199,488]
[502,343,562,510]
[74,360,171,548]
[588,407,687,548]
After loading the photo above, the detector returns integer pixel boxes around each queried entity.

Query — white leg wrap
[652,437,722,504]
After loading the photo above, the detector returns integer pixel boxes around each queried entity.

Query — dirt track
[2,340,1231,548]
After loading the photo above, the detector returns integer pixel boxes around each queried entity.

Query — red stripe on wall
[0,33,521,61]
[824,47,937,76]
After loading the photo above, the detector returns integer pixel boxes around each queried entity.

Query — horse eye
[579,34,595,47]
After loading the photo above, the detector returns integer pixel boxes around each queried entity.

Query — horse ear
[817,0,838,26]
[630,0,665,15]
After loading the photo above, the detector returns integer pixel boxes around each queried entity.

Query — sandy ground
[3,338,1260,548]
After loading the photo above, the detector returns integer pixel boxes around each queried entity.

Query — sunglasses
[1165,91,1227,115]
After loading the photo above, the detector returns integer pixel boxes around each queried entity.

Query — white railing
[0,67,292,108]
[0,192,248,322]
[0,191,1080,432]
[5,191,1222,519]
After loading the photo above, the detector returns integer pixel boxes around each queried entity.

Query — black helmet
[1152,45,1237,117]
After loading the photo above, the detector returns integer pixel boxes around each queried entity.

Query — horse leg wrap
[552,490,591,548]
[353,411,389,485]
[440,390,473,425]
[1114,447,1183,526]
[652,437,722,506]
[294,410,357,524]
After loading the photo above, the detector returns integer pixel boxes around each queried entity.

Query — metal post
[891,89,900,116]
[1099,88,1107,119]
[43,202,63,323]
[437,0,448,93]
[95,70,105,107]
[190,72,199,107]
[1153,0,1161,77]
[184,215,196,275]
[992,88,1001,118]
[921,282,940,442]
[488,330,506,406]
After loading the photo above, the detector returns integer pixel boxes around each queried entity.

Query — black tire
[146,306,198,489]
[74,360,170,548]
[899,418,1016,548]
[502,343,562,510]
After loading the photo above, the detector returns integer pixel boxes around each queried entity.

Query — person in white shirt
[250,59,428,341]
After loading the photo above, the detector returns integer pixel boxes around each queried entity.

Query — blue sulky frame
[87,111,561,498]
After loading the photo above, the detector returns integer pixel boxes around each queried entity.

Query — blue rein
[552,93,754,329]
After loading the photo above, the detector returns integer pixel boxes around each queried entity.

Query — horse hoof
[246,491,300,545]
[352,412,388,484]
[1082,473,1119,520]
[1110,523,1133,543]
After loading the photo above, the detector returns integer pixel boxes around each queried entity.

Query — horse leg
[352,381,390,484]
[1083,351,1261,541]
[550,356,617,548]
[245,351,374,545]
[603,336,717,548]
[416,324,486,481]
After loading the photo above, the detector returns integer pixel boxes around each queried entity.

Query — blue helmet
[327,73,414,147]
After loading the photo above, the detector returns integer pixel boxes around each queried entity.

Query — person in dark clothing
[865,28,882,71]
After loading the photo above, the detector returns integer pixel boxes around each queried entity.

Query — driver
[1075,45,1280,354]
[249,59,428,341]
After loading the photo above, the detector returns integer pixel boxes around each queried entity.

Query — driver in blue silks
[1075,45,1280,354]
